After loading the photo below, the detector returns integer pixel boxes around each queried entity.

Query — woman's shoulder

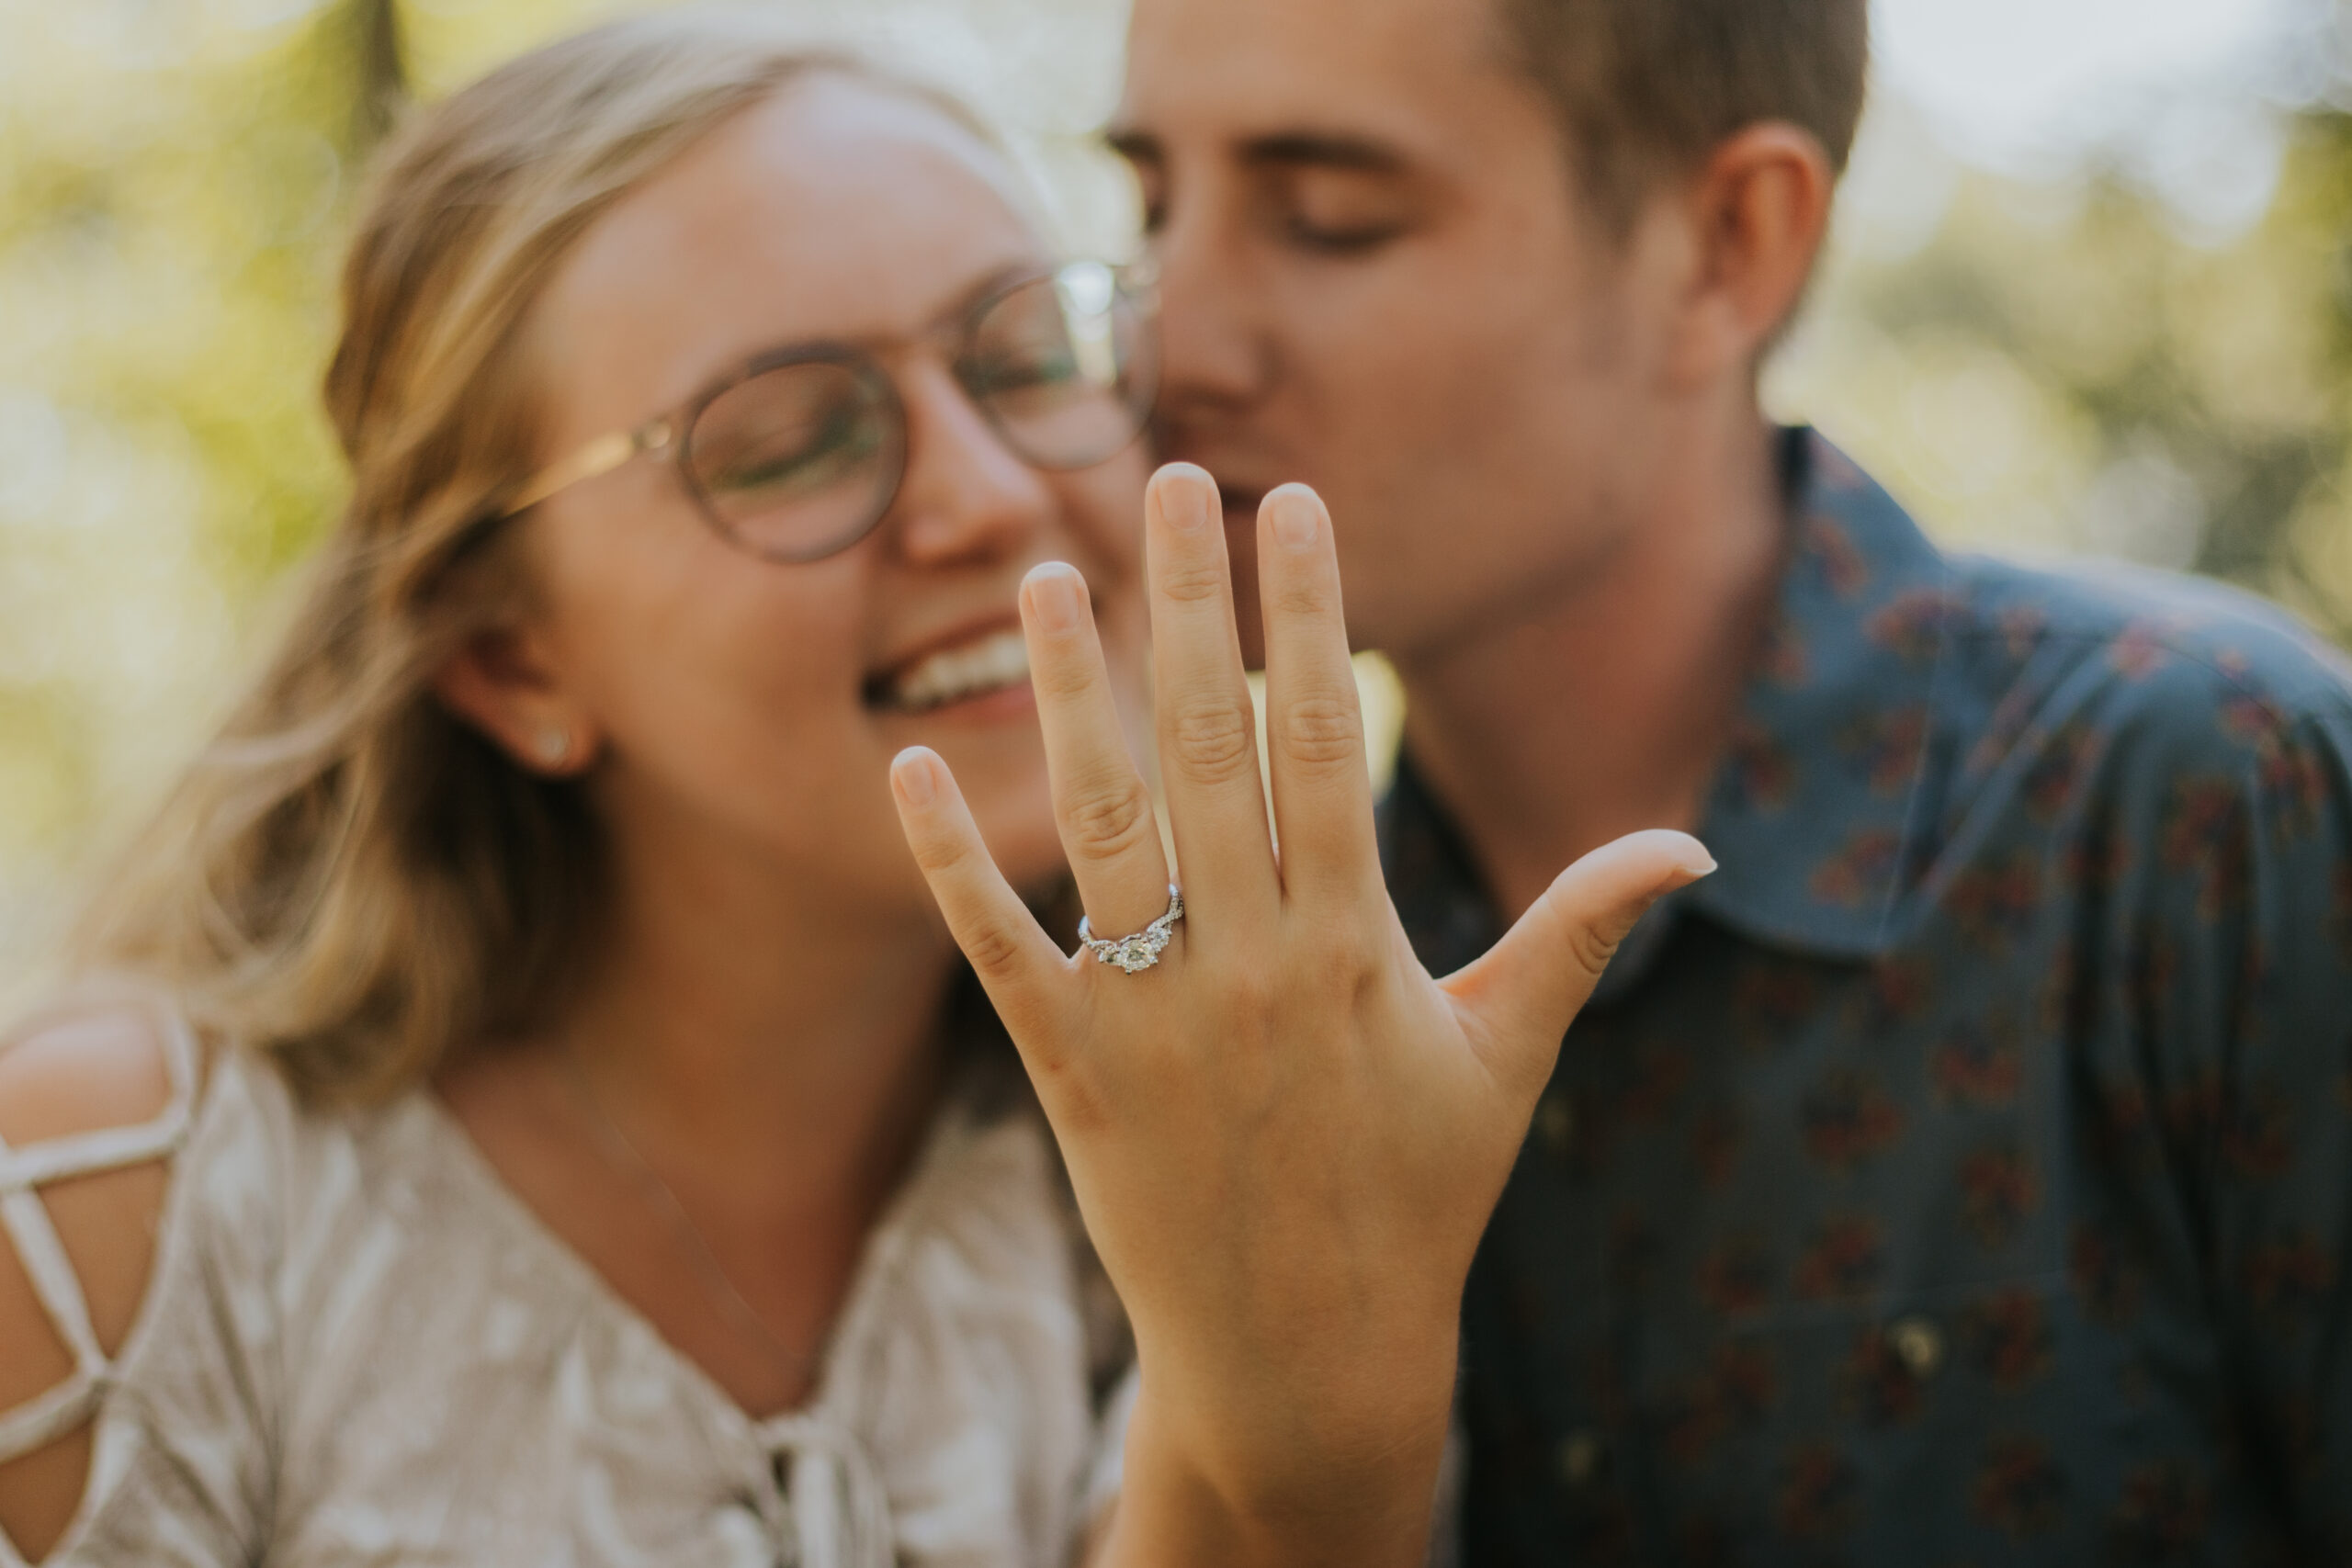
[0,991,199,1352]
[0,989,465,1562]
[0,987,329,1432]
[0,999,184,1140]
[0,991,201,1559]
[0,988,311,1238]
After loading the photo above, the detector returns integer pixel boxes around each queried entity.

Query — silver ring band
[1078,885,1185,974]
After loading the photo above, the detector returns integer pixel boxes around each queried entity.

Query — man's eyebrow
[1236,132,1408,174]
[1098,127,1408,176]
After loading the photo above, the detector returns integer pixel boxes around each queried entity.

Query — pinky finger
[889,747,1069,1055]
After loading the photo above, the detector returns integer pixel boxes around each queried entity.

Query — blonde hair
[68,14,997,1104]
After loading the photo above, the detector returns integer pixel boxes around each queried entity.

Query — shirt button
[1889,1314,1945,1379]
[1558,1429,1606,1488]
[1535,1095,1576,1154]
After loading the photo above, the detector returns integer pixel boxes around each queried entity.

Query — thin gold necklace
[556,1045,818,1382]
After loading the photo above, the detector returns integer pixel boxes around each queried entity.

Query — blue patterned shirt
[1384,430,2352,1565]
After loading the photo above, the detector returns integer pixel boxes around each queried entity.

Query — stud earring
[535,728,571,769]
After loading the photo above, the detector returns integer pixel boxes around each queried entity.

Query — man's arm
[2205,703,2352,1552]
[2105,671,2352,1556]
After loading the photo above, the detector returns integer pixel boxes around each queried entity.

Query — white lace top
[0,1000,1136,1568]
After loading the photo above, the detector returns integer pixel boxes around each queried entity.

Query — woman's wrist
[1105,1358,1453,1568]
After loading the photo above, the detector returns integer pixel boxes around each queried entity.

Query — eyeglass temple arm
[499,418,677,519]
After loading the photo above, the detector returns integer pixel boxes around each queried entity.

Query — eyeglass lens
[687,360,902,562]
[679,263,1152,561]
[962,265,1151,469]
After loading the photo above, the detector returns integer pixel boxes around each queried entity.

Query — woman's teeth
[881,629,1031,714]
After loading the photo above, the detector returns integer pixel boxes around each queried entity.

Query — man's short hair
[1496,0,1870,228]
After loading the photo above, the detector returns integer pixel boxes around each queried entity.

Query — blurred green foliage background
[0,0,2346,1002]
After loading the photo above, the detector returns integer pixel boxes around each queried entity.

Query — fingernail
[1026,564,1084,633]
[892,748,939,807]
[1157,469,1211,532]
[1673,852,1718,885]
[1269,487,1318,550]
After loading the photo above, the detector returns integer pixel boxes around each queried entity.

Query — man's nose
[886,362,1057,566]
[1148,207,1273,414]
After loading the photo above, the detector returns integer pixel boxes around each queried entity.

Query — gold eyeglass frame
[491,259,1158,565]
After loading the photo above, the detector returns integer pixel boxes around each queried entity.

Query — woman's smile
[864,615,1035,720]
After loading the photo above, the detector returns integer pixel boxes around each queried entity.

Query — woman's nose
[885,361,1057,567]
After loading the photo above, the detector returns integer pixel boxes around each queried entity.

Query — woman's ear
[1660,122,1838,388]
[432,623,599,776]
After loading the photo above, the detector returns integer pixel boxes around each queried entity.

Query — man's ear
[432,623,598,776]
[1661,122,1837,389]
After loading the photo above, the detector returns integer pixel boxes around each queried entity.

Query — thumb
[1440,829,1715,1089]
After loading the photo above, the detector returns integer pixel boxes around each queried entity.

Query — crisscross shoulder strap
[0,998,198,1466]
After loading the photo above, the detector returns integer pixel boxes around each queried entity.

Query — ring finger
[1020,561,1176,944]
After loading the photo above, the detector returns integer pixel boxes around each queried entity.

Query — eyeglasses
[497,260,1158,563]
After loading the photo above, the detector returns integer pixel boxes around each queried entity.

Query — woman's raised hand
[889,465,1712,1566]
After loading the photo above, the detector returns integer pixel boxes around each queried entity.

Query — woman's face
[512,75,1148,919]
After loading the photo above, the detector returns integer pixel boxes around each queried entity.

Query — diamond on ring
[1078,885,1185,975]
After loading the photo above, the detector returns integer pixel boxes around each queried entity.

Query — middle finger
[1144,463,1282,927]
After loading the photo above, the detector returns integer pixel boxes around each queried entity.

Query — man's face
[1117,0,1683,665]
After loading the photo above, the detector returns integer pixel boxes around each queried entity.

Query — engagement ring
[1079,885,1185,974]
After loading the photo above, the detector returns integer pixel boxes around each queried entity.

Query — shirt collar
[1383,429,1957,995]
[1677,428,1956,965]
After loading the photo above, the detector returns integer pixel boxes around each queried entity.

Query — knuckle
[909,831,973,878]
[1273,691,1363,771]
[1061,773,1158,860]
[1272,570,1334,621]
[1296,912,1383,989]
[1029,1052,1110,1135]
[1215,969,1281,1026]
[1532,888,1646,982]
[1563,916,1627,980]
[1030,649,1098,703]
[1167,696,1259,783]
[1156,555,1230,606]
[956,915,1029,980]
